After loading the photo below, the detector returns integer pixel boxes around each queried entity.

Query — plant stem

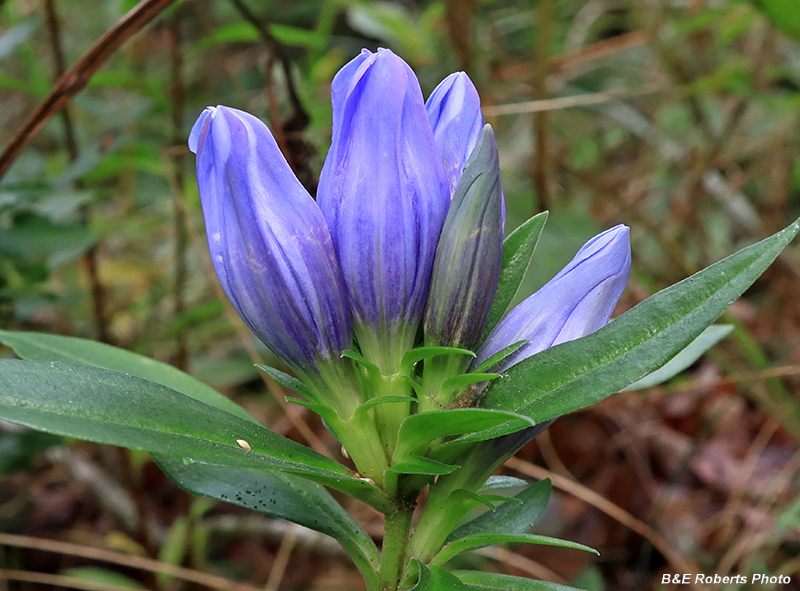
[379,505,414,591]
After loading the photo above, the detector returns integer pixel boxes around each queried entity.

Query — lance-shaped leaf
[426,71,485,196]
[430,533,597,567]
[483,219,800,421]
[317,48,450,369]
[448,479,551,542]
[0,329,257,424]
[0,360,390,511]
[154,455,380,589]
[453,571,590,591]
[410,561,468,591]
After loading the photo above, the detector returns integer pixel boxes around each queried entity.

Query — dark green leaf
[484,219,800,421]
[0,360,389,511]
[622,325,733,391]
[0,330,257,424]
[449,479,551,541]
[410,560,468,591]
[484,212,549,337]
[401,346,475,375]
[453,571,588,591]
[431,533,597,567]
[154,454,380,585]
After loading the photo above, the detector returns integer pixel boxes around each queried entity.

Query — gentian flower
[423,124,504,352]
[188,106,352,381]
[474,224,632,373]
[317,48,450,371]
[426,72,485,196]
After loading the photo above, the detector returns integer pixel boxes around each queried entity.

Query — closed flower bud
[318,48,450,370]
[426,72,485,196]
[189,106,352,374]
[475,225,631,372]
[424,125,504,351]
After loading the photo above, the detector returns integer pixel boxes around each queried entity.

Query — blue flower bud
[426,72,484,196]
[474,225,631,372]
[318,49,450,369]
[189,106,352,374]
[424,125,504,351]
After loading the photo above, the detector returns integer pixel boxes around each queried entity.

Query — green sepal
[285,396,341,426]
[440,372,501,395]
[483,211,549,338]
[401,346,476,376]
[256,364,316,400]
[410,560,468,591]
[448,479,551,542]
[341,349,382,379]
[473,340,528,374]
[354,395,417,417]
[430,533,598,567]
[386,456,460,476]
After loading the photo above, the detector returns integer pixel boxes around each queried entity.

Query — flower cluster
[189,48,631,485]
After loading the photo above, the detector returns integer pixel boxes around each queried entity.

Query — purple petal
[426,72,485,196]
[318,48,450,367]
[475,225,631,371]
[191,106,352,372]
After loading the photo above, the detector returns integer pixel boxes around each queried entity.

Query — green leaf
[484,218,800,421]
[394,409,535,460]
[355,395,417,416]
[484,212,549,337]
[387,456,459,476]
[256,364,316,401]
[752,0,800,42]
[157,516,188,588]
[401,346,475,375]
[0,430,62,474]
[410,560,469,591]
[154,454,380,587]
[622,324,733,390]
[449,489,517,513]
[453,571,588,591]
[473,341,528,374]
[285,396,341,425]
[449,479,551,542]
[479,476,529,492]
[430,533,598,567]
[0,360,389,511]
[0,330,258,424]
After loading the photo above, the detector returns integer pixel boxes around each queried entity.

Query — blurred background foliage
[1,0,800,589]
